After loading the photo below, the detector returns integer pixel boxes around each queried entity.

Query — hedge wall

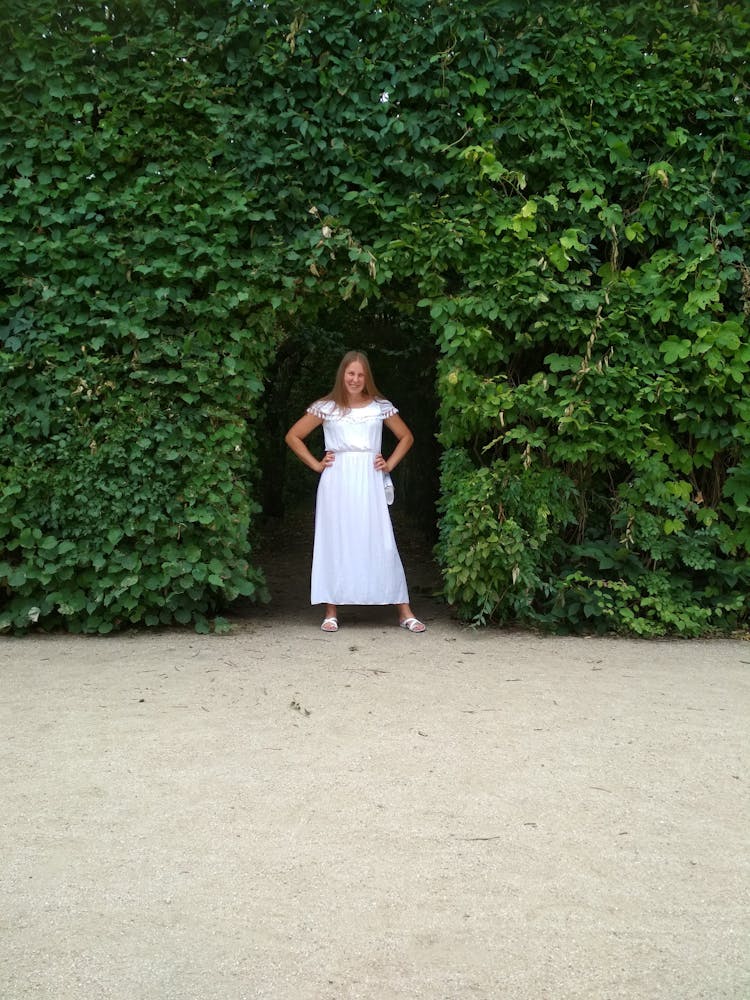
[1,1,748,634]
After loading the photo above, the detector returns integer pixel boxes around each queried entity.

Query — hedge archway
[2,1,748,634]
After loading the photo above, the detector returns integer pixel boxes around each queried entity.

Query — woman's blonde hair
[323,350,384,410]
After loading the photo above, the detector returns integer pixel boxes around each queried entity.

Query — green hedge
[0,2,274,632]
[2,1,748,635]
[428,2,750,633]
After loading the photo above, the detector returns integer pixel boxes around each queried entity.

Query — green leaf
[660,339,691,364]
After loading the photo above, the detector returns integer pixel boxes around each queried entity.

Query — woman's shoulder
[375,397,398,419]
[306,398,338,419]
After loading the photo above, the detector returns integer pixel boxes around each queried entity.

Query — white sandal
[321,617,339,632]
[399,617,426,633]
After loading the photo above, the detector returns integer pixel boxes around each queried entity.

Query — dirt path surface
[2,518,749,1000]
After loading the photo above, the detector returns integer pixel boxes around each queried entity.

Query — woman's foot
[399,617,426,633]
[321,617,339,632]
[396,603,425,632]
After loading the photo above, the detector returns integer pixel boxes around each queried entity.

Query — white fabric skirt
[311,451,409,605]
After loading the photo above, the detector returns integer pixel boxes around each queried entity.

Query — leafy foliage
[0,1,273,632]
[425,2,750,633]
[1,1,748,634]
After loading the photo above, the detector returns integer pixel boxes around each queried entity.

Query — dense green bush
[428,2,750,633]
[2,1,748,634]
[0,2,273,631]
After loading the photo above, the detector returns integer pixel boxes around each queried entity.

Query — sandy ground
[1,519,749,1000]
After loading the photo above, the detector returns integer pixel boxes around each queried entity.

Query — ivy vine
[1,1,748,635]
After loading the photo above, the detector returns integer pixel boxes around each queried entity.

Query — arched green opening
[254,299,441,610]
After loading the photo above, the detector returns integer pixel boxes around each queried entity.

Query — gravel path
[1,518,748,999]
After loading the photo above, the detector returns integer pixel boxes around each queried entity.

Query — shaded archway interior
[254,303,442,611]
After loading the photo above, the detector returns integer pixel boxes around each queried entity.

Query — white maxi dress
[307,398,409,606]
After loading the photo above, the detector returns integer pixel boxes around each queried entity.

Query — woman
[285,350,426,633]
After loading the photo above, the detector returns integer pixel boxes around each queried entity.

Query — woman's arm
[376,414,414,473]
[285,413,333,473]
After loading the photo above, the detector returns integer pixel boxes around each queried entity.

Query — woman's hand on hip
[318,451,335,473]
[374,453,390,473]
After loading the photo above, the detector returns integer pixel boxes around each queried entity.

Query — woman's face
[344,361,366,399]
